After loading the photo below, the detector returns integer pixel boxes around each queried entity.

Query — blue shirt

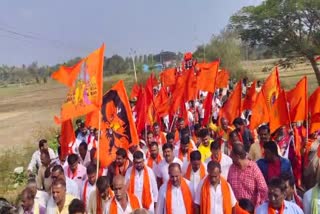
[256,201,303,214]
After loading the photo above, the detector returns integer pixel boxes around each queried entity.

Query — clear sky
[0,0,262,66]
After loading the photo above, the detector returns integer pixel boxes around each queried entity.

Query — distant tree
[194,30,246,79]
[104,55,129,74]
[229,0,320,85]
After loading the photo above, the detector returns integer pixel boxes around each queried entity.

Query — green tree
[229,0,320,85]
[104,55,129,75]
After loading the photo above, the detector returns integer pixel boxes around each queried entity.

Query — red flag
[249,91,269,130]
[135,88,147,135]
[197,61,220,93]
[154,87,170,117]
[215,69,229,89]
[219,81,242,125]
[262,66,281,109]
[202,92,214,126]
[286,76,308,122]
[269,90,291,134]
[242,80,257,110]
[99,80,139,167]
[145,73,157,105]
[60,119,75,158]
[130,84,141,100]
[52,44,105,123]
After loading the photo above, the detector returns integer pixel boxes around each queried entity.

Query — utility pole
[130,48,137,82]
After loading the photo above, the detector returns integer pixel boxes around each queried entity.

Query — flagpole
[96,111,102,179]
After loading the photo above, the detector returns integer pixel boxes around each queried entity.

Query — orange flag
[99,80,139,167]
[242,80,258,110]
[135,88,147,135]
[85,110,100,129]
[249,91,269,130]
[269,90,291,134]
[52,44,105,123]
[262,66,281,109]
[309,87,320,134]
[154,87,170,117]
[219,81,242,125]
[170,70,189,114]
[215,69,229,89]
[197,61,220,93]
[160,68,176,87]
[60,119,75,158]
[286,76,308,122]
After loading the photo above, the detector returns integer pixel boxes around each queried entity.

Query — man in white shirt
[64,154,87,191]
[155,143,183,187]
[51,165,80,198]
[195,160,237,214]
[125,151,158,213]
[182,151,207,196]
[26,178,49,208]
[174,136,196,164]
[146,142,162,174]
[104,175,141,214]
[78,142,91,167]
[204,139,232,179]
[156,163,194,214]
[27,139,57,175]
[80,163,97,211]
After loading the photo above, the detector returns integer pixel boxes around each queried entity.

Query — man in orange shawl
[104,175,141,214]
[194,160,237,214]
[256,177,303,213]
[125,151,158,213]
[182,151,206,196]
[156,163,193,214]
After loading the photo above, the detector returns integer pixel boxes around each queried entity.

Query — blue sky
[0,0,262,66]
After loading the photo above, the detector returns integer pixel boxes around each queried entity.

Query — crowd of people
[9,78,320,214]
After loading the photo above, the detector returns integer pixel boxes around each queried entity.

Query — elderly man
[256,177,303,213]
[105,175,141,214]
[194,161,237,214]
[125,151,158,213]
[46,178,75,214]
[157,163,193,214]
[18,187,46,214]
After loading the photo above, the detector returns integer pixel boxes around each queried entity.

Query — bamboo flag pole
[96,111,102,179]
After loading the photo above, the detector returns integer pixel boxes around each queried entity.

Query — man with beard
[249,125,271,161]
[105,175,141,214]
[107,148,132,183]
[233,117,253,152]
[146,142,162,174]
[125,151,158,213]
[80,163,97,211]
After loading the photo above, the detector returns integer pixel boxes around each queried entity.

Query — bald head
[113,175,126,201]
[221,118,229,130]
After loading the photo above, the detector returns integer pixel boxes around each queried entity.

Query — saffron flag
[197,61,220,93]
[242,80,257,110]
[170,70,189,114]
[130,84,141,100]
[202,92,214,126]
[215,69,229,89]
[309,87,320,134]
[219,81,242,125]
[85,110,100,129]
[154,87,170,117]
[52,44,105,123]
[262,66,281,109]
[99,80,139,167]
[160,68,176,87]
[135,87,147,136]
[269,90,291,134]
[286,76,307,122]
[249,91,269,130]
[60,119,75,158]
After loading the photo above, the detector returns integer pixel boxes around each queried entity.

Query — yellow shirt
[198,140,213,162]
[47,194,75,214]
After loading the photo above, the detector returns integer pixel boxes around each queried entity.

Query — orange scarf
[235,203,250,214]
[200,177,232,214]
[268,202,285,214]
[178,148,192,162]
[115,159,130,176]
[109,194,140,213]
[147,155,162,168]
[166,178,193,214]
[96,188,113,214]
[67,166,77,179]
[127,167,152,209]
[211,152,222,163]
[185,163,206,180]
